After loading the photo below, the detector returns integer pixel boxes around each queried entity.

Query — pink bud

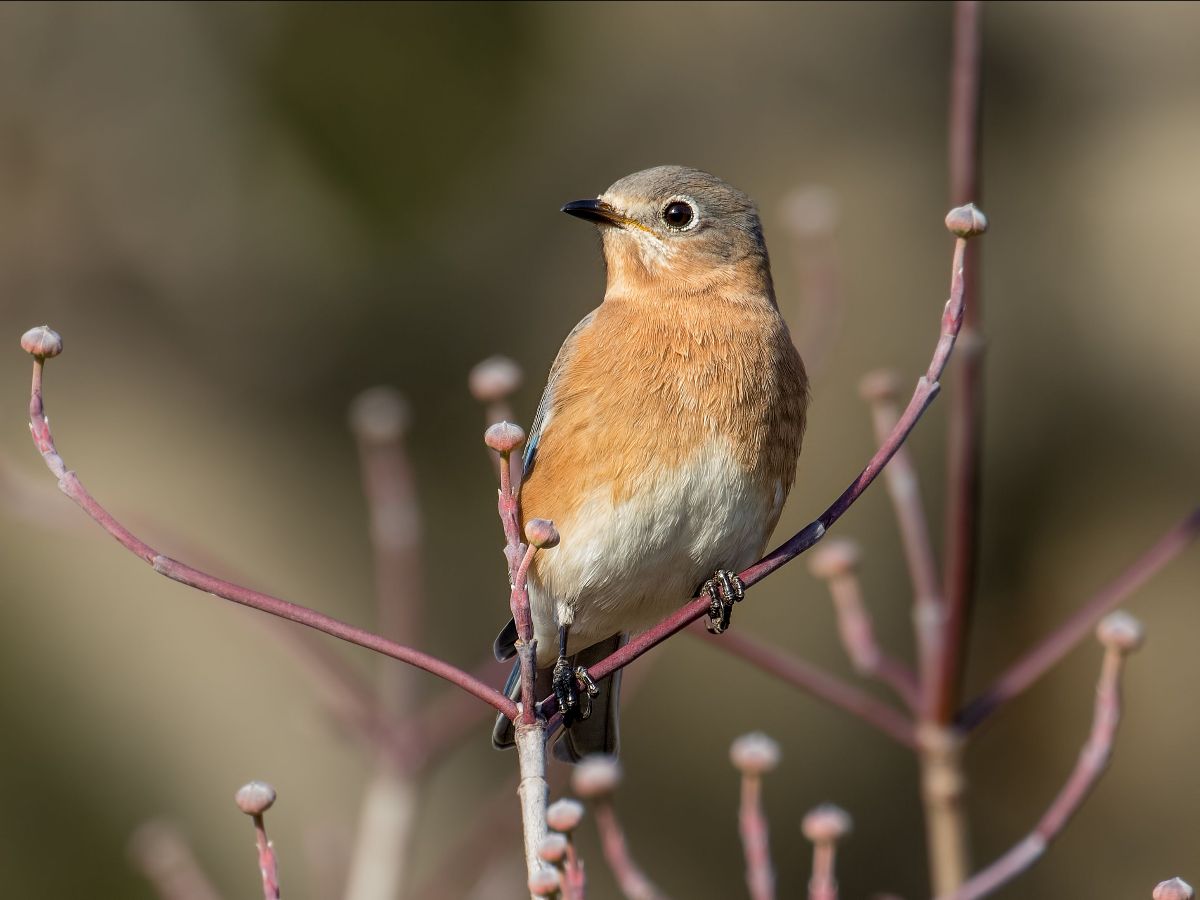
[484,421,525,455]
[537,833,569,864]
[526,518,561,550]
[730,732,781,775]
[807,539,862,580]
[1154,878,1195,900]
[469,356,522,403]
[1097,611,1145,654]
[945,204,988,238]
[20,325,63,359]
[546,798,585,833]
[528,866,562,896]
[571,755,623,799]
[802,804,852,843]
[235,781,276,816]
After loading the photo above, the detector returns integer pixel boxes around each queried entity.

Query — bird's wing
[522,308,597,476]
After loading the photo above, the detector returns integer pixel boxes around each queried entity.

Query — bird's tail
[491,633,624,763]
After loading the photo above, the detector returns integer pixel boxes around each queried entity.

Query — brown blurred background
[0,2,1197,897]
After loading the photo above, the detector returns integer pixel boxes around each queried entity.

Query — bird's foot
[703,569,745,634]
[553,656,599,725]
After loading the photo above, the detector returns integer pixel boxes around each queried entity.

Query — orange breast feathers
[519,293,808,562]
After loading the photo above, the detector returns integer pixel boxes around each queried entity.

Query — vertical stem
[918,725,971,894]
[924,3,983,893]
[739,773,776,900]
[515,722,550,897]
[937,0,985,722]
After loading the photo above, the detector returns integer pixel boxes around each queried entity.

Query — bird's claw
[704,569,745,634]
[553,657,599,725]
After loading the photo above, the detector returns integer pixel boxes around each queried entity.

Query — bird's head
[563,166,774,301]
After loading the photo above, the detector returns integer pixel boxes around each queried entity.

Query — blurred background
[0,2,1197,897]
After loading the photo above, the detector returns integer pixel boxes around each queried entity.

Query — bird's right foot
[703,569,745,634]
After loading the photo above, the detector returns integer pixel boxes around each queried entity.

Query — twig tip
[235,781,277,816]
[945,203,988,238]
[730,731,782,775]
[21,325,63,360]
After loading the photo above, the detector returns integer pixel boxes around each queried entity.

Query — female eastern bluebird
[493,166,808,762]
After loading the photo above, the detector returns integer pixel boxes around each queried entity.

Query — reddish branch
[807,538,920,711]
[24,354,517,720]
[699,625,917,749]
[939,614,1142,900]
[937,0,986,725]
[957,508,1200,732]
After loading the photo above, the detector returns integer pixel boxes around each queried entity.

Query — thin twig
[858,372,944,714]
[802,805,852,900]
[591,803,664,900]
[957,509,1200,732]
[938,615,1141,900]
[127,820,224,900]
[808,539,920,711]
[738,774,775,900]
[704,626,917,749]
[23,355,517,719]
[936,0,985,726]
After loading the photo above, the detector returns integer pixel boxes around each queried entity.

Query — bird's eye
[661,199,697,231]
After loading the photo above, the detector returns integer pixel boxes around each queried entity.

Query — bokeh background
[0,2,1197,897]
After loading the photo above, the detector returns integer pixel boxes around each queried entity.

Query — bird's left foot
[553,655,599,725]
[703,569,745,634]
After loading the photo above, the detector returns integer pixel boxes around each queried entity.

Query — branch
[957,508,1199,732]
[938,613,1143,900]
[807,538,920,711]
[801,805,852,900]
[937,0,986,725]
[572,757,664,900]
[698,625,917,749]
[731,734,781,900]
[858,371,944,714]
[235,782,281,900]
[538,206,987,725]
[127,820,223,900]
[20,333,517,721]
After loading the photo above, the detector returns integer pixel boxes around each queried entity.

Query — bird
[492,165,808,763]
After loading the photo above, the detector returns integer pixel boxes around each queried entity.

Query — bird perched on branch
[493,166,808,762]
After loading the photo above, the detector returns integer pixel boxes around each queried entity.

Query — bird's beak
[561,198,629,227]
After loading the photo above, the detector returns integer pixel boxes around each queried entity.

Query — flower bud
[858,369,902,404]
[546,798,585,833]
[528,866,562,896]
[1154,878,1195,900]
[526,518,560,550]
[801,804,852,843]
[945,204,988,238]
[469,356,522,403]
[1097,611,1145,654]
[235,781,276,816]
[807,539,862,580]
[484,421,525,455]
[348,386,409,444]
[20,325,63,359]
[537,833,569,865]
[730,732,781,775]
[571,755,623,799]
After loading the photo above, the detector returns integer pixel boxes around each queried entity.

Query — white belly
[528,439,779,663]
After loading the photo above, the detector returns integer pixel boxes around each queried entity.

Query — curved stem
[25,358,517,720]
